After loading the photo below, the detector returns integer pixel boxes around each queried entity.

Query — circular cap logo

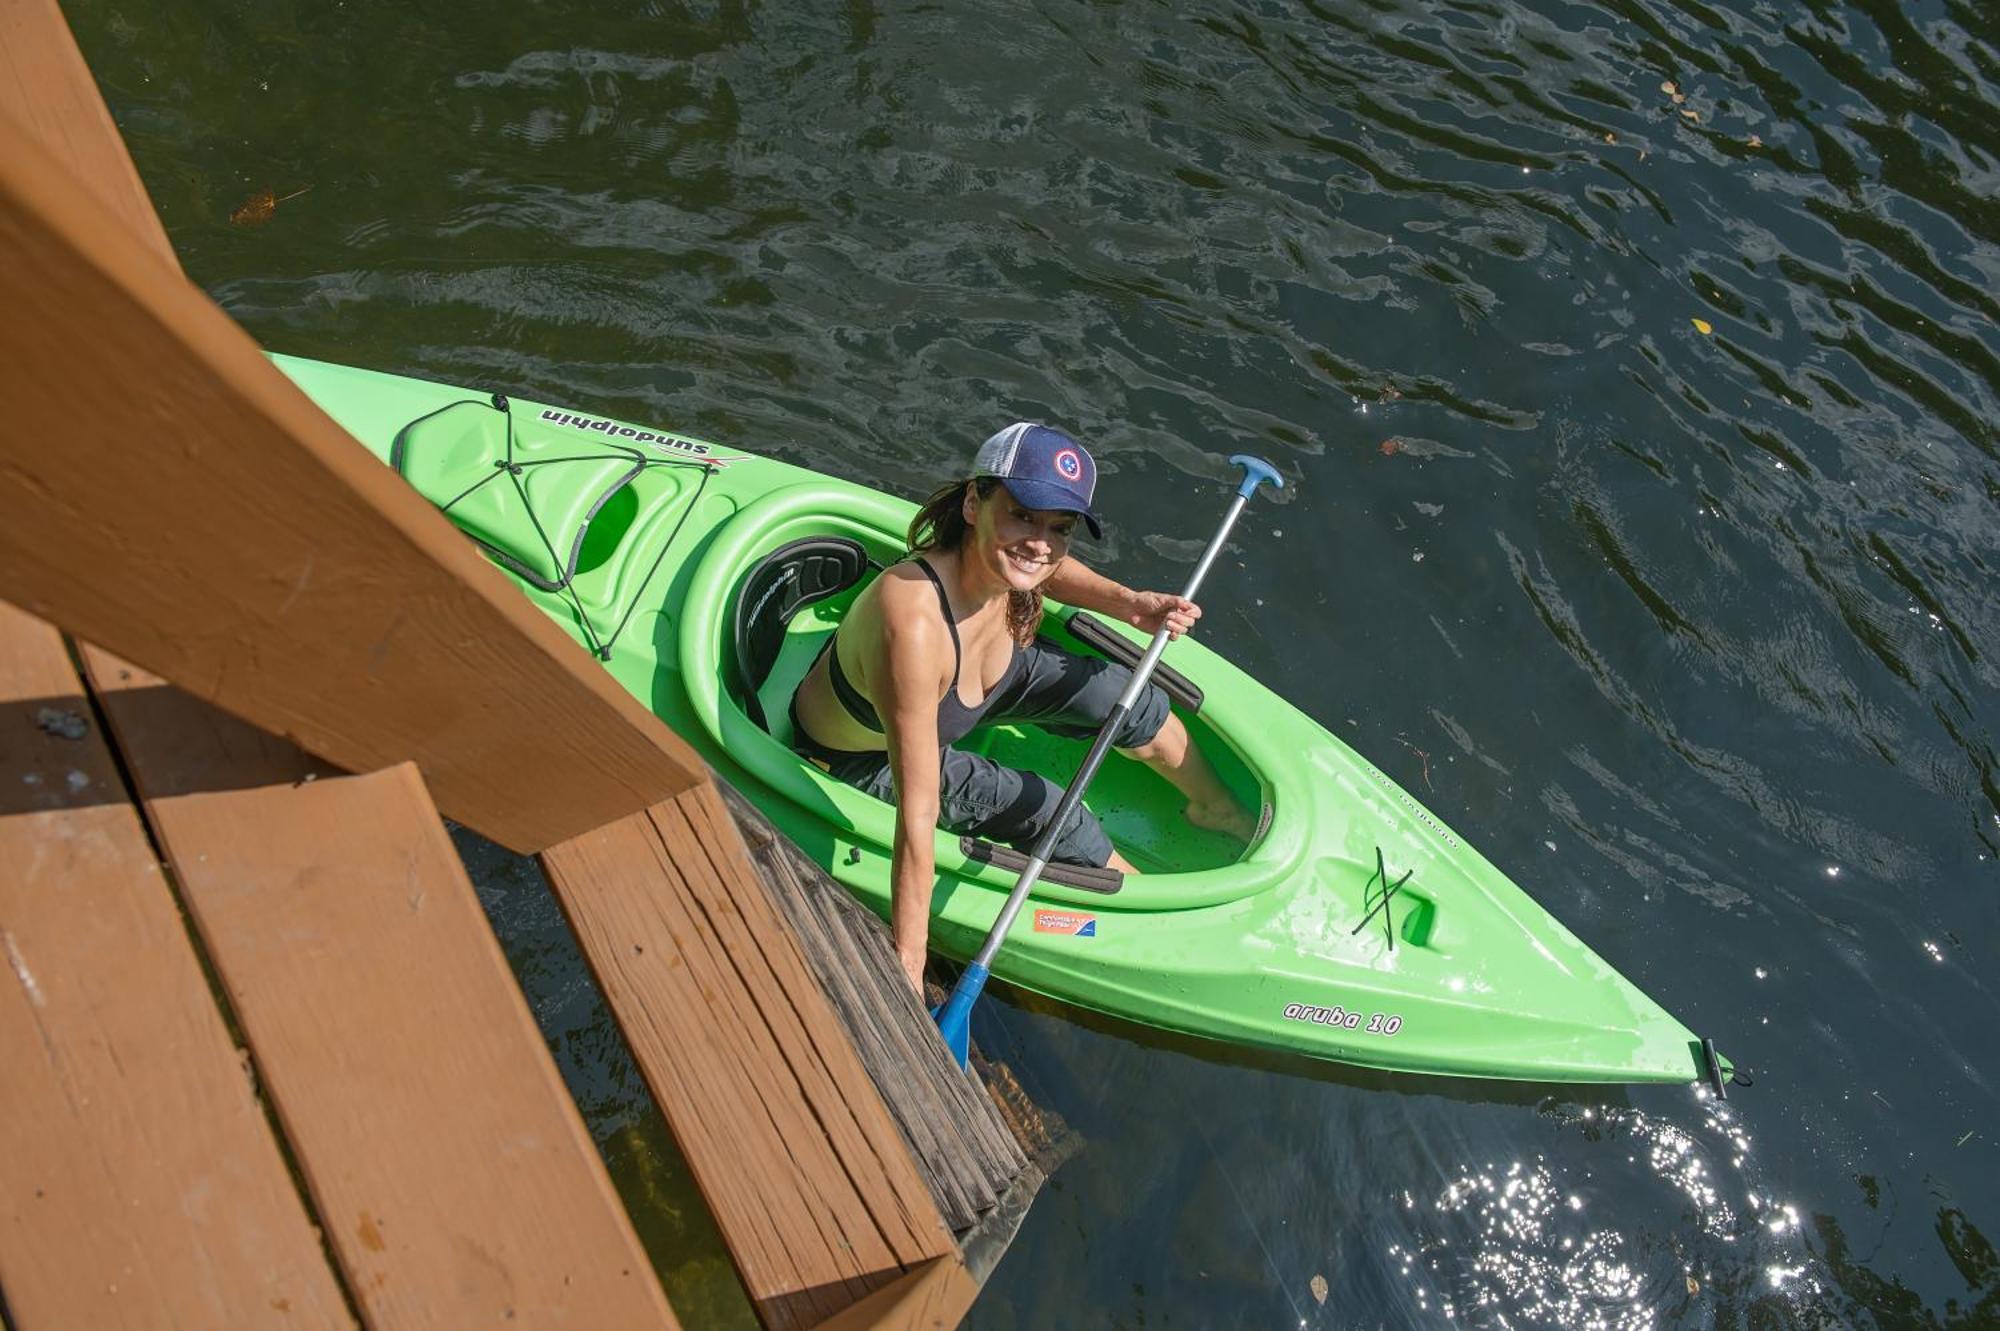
[1053,448,1084,482]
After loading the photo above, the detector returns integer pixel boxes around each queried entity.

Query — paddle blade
[930,962,990,1070]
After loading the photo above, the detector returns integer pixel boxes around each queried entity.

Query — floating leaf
[229,184,311,227]
[1661,80,1678,95]
[1604,131,1617,144]
[1672,91,1687,105]
[1686,1273,1700,1295]
[1680,107,1700,122]
[1379,438,1403,457]
[1748,133,1763,148]
[1692,318,1713,335]
[1310,1274,1329,1305]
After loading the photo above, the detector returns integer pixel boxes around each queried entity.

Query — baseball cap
[972,422,1104,539]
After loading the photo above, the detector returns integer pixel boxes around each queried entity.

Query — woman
[790,422,1253,992]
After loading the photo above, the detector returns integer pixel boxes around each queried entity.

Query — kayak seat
[732,535,876,731]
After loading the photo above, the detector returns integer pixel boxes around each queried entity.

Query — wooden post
[0,102,706,852]
[0,0,176,267]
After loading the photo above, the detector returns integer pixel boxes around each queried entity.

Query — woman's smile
[970,497,1075,590]
[1003,545,1055,576]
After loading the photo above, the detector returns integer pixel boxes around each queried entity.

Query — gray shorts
[792,640,1173,867]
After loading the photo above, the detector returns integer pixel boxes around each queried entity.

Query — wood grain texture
[0,99,703,852]
[541,781,959,1331]
[0,0,176,267]
[807,1256,979,1331]
[723,788,1030,1238]
[127,757,680,1330]
[0,602,353,1331]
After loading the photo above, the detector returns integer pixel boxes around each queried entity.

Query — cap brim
[995,477,1104,539]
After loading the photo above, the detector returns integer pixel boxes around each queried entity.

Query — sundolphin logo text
[540,409,717,460]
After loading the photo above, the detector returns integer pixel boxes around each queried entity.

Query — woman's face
[964,484,1077,591]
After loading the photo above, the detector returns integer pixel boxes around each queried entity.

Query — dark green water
[70,0,1998,1325]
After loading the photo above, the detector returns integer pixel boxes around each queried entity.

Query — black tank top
[821,558,1016,746]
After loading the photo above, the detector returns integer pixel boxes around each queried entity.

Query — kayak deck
[275,353,1721,1086]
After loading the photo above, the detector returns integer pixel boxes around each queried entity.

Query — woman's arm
[870,581,949,993]
[1043,556,1201,639]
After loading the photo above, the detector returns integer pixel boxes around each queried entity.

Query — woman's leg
[988,641,1256,841]
[1119,712,1257,840]
[800,733,1123,869]
[935,747,1122,869]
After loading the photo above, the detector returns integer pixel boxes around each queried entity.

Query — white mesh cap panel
[974,421,1034,477]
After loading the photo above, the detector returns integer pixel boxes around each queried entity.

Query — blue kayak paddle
[933,454,1285,1068]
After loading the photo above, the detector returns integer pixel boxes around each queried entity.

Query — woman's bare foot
[1185,797,1258,842]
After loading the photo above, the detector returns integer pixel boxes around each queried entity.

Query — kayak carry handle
[1701,1037,1729,1100]
[1228,454,1284,500]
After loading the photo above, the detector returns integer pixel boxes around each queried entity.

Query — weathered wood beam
[0,105,706,852]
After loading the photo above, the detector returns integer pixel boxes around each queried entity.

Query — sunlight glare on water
[1386,1095,1799,1329]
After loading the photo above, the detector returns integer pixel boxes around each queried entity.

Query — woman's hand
[1128,590,1201,640]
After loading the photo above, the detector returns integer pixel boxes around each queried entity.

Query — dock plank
[542,809,886,1326]
[542,781,964,1330]
[74,658,681,1330]
[811,1256,980,1331]
[0,603,353,1331]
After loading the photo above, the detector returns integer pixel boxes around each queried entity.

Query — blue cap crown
[973,423,1103,538]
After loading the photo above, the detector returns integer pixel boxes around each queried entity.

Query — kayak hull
[277,354,1719,1085]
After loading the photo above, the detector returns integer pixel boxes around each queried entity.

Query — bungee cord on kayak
[391,393,717,662]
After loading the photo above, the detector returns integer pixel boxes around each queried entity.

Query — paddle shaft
[967,485,1257,970]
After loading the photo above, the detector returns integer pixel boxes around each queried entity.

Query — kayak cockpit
[726,520,1261,880]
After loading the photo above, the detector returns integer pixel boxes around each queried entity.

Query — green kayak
[277,353,1725,1086]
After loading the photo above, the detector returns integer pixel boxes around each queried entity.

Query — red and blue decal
[1052,447,1084,481]
[1032,909,1097,937]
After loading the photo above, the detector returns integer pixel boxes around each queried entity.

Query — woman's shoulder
[873,558,943,613]
[850,560,940,640]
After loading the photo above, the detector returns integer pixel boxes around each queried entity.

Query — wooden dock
[0,1,1060,1325]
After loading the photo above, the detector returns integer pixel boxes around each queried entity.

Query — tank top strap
[911,557,963,689]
